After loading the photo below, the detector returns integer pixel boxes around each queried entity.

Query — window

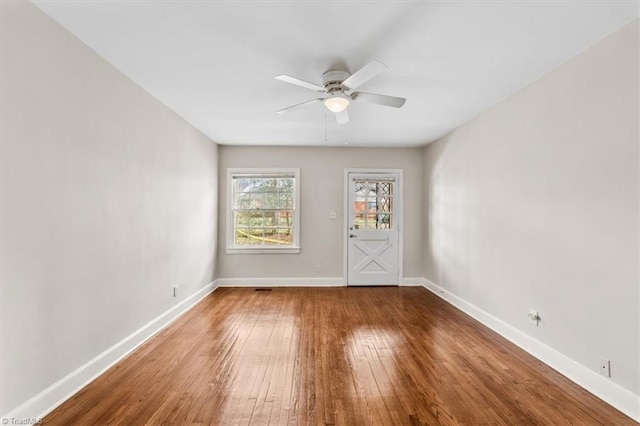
[226,168,300,254]
[353,179,393,230]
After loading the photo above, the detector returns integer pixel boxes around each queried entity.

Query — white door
[346,171,400,286]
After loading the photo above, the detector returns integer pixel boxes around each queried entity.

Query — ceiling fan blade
[335,108,349,125]
[277,98,323,114]
[341,60,387,90]
[275,74,325,92]
[351,92,406,108]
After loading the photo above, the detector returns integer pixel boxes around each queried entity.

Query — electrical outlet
[528,309,540,326]
[314,264,321,273]
[329,211,337,220]
[173,286,178,298]
[599,358,611,377]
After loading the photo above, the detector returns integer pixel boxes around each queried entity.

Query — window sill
[226,246,301,255]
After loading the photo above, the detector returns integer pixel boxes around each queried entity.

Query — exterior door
[347,171,400,286]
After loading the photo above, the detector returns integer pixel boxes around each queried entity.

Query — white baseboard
[2,281,219,423]
[216,277,346,287]
[217,277,425,287]
[420,278,640,422]
[400,277,424,286]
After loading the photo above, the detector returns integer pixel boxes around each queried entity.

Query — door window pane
[353,179,394,229]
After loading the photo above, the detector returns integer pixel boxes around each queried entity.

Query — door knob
[349,234,357,238]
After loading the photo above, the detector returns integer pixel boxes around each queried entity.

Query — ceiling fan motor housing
[322,69,351,94]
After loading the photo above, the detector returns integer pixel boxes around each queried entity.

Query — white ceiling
[34,1,638,147]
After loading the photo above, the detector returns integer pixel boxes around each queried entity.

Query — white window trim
[226,167,301,254]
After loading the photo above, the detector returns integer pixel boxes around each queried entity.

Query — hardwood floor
[45,287,634,425]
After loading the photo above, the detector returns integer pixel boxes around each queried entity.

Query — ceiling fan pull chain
[324,110,328,143]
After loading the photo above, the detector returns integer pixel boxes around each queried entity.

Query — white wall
[423,19,639,395]
[217,146,423,281]
[0,1,218,416]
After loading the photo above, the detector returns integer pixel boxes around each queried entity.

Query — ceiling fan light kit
[324,94,350,112]
[275,60,406,124]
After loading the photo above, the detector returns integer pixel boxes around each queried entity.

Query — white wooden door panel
[347,172,400,286]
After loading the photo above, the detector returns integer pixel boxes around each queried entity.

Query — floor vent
[255,288,272,292]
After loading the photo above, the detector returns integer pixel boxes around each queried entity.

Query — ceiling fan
[275,60,406,125]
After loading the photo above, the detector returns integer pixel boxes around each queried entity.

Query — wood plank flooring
[45,287,635,425]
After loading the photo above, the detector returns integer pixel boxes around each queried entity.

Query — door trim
[343,168,403,285]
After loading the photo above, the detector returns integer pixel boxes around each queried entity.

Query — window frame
[226,168,301,254]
